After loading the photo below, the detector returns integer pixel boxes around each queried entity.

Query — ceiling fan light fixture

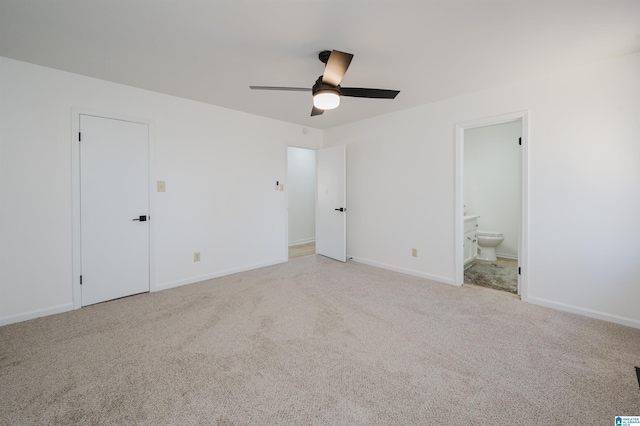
[313,90,340,110]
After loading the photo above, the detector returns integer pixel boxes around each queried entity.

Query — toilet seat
[478,230,503,237]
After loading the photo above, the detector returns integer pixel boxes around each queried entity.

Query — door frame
[455,110,529,300]
[71,108,156,309]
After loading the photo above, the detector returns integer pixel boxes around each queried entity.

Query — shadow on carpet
[464,262,517,294]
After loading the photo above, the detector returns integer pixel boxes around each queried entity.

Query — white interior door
[80,114,150,306]
[316,145,346,262]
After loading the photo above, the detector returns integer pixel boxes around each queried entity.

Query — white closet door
[80,114,150,305]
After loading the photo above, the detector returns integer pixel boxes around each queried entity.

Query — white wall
[3,53,640,330]
[324,52,640,328]
[464,121,521,258]
[0,57,322,325]
[287,147,316,246]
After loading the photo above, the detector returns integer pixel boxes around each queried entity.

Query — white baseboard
[0,303,74,327]
[288,238,315,247]
[527,296,640,329]
[496,252,518,260]
[349,256,457,286]
[155,258,288,291]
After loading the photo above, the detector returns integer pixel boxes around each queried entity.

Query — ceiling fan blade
[311,105,324,116]
[249,86,311,92]
[322,50,354,87]
[341,87,400,99]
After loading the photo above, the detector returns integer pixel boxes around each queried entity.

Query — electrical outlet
[157,181,166,192]
[412,248,418,257]
[194,252,200,262]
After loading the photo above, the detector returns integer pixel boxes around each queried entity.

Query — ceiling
[1,1,639,130]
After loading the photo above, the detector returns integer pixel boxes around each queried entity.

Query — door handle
[132,215,148,222]
[334,208,346,212]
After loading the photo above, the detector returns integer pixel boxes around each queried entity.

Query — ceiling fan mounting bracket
[318,50,332,64]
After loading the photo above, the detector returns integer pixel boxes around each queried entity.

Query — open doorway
[464,121,520,294]
[455,111,529,299]
[287,146,317,259]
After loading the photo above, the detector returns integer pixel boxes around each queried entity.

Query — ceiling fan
[250,50,400,116]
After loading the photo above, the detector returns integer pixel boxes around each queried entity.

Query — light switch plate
[157,181,166,192]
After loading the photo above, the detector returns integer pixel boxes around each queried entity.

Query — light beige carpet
[1,255,639,425]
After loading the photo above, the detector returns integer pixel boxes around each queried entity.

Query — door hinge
[518,267,521,275]
[518,137,521,146]
[80,275,83,285]
[79,132,81,142]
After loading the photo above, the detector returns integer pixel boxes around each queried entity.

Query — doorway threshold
[463,282,521,299]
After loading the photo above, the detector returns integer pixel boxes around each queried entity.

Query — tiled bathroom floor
[465,257,519,296]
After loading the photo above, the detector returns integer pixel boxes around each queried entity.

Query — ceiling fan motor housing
[312,76,341,96]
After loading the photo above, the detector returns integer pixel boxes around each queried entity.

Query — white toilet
[477,231,504,261]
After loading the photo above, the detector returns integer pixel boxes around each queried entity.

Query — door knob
[334,207,346,212]
[132,215,148,221]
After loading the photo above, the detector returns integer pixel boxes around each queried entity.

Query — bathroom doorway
[455,111,529,299]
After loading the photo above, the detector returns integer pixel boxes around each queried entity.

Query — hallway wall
[287,147,316,245]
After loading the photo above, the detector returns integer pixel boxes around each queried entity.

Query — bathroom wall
[464,121,521,258]
[287,147,316,245]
